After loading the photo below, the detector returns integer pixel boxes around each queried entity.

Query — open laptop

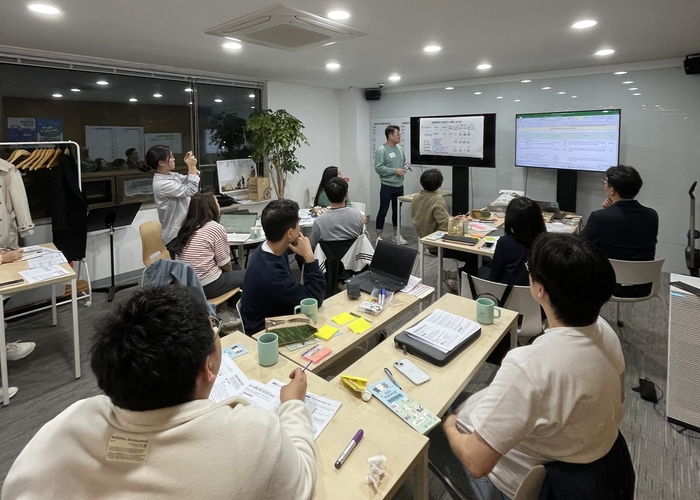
[221,213,258,243]
[534,200,563,220]
[353,240,417,293]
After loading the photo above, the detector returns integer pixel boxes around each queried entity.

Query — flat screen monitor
[515,109,621,172]
[410,113,496,168]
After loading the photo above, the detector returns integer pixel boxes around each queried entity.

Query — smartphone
[394,358,430,385]
[346,279,361,300]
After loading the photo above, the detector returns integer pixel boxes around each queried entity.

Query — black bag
[394,328,481,367]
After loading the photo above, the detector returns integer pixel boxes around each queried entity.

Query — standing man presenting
[375,125,410,245]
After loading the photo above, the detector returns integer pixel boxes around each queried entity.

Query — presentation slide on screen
[515,110,620,172]
[418,116,484,159]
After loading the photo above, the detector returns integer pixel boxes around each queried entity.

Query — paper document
[406,309,481,353]
[546,222,570,233]
[400,275,422,293]
[28,252,68,269]
[209,356,251,403]
[268,379,341,440]
[227,233,250,243]
[18,265,71,284]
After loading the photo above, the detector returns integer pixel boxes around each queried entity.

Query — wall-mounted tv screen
[515,109,621,172]
[410,113,496,168]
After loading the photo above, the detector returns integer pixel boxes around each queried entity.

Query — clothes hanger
[28,148,52,170]
[45,148,61,169]
[16,149,41,170]
[7,149,30,164]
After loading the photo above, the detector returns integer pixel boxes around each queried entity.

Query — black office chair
[318,238,360,298]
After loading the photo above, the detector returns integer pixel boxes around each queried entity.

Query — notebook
[353,240,417,293]
[221,214,258,242]
[534,200,563,220]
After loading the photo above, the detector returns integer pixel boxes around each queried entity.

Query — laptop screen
[370,240,417,280]
[220,214,258,233]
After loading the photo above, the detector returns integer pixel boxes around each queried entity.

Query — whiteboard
[144,133,183,155]
[370,117,411,165]
[116,127,145,159]
[85,126,117,161]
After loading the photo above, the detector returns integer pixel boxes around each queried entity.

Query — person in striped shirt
[172,193,244,299]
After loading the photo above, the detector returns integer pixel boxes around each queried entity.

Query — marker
[384,367,402,390]
[334,429,363,469]
[301,360,313,373]
[380,288,386,307]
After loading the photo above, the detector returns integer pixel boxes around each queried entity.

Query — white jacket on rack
[0,158,35,248]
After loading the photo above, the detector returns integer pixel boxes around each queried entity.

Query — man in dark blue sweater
[241,199,326,335]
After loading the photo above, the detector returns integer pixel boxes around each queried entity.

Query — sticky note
[332,312,355,325]
[315,325,339,341]
[348,317,372,334]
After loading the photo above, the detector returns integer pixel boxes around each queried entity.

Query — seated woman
[172,193,245,299]
[489,196,546,286]
[314,166,352,207]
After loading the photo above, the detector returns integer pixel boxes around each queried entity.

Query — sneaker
[6,341,36,361]
[392,234,408,245]
[0,386,18,399]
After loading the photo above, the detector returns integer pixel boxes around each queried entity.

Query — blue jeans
[376,184,404,232]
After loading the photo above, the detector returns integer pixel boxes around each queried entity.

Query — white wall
[365,65,700,274]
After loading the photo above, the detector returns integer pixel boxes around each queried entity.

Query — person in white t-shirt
[431,233,625,500]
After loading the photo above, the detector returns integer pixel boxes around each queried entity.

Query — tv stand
[556,169,578,212]
[452,166,470,215]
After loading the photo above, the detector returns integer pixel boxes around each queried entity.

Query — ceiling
[0,0,699,90]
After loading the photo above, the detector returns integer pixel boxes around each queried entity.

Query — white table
[396,190,452,242]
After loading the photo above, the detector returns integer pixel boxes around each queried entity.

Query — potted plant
[245,109,309,199]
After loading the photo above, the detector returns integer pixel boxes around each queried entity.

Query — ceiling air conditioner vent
[204,4,367,51]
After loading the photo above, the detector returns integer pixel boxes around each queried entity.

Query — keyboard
[359,270,404,289]
[441,235,479,245]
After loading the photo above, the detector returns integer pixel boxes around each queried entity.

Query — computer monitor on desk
[534,200,563,220]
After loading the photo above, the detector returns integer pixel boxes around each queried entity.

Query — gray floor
[1,224,699,499]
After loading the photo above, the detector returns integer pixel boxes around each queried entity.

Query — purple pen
[334,429,364,469]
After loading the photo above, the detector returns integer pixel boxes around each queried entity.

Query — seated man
[2,286,317,500]
[308,177,365,249]
[241,199,325,335]
[582,164,658,296]
[431,233,624,499]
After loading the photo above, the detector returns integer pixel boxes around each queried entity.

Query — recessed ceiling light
[28,4,60,15]
[129,98,138,102]
[514,99,521,102]
[184,88,193,92]
[388,75,401,82]
[477,63,492,70]
[52,93,62,98]
[633,93,641,96]
[251,106,255,109]
[424,45,442,53]
[214,98,223,103]
[595,49,615,56]
[541,86,551,90]
[327,10,350,20]
[474,92,482,95]
[249,94,255,98]
[521,80,531,83]
[223,42,242,50]
[572,20,597,29]
[622,81,633,84]
[571,95,578,98]
[326,62,341,69]
[614,71,628,75]
[70,88,80,92]
[96,80,109,85]
[496,96,503,99]
[224,37,240,41]
[628,87,638,90]
[445,87,454,90]
[322,41,337,47]
[153,93,162,98]
[558,91,566,94]
[189,101,193,105]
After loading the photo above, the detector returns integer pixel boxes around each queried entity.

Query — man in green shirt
[374,125,411,245]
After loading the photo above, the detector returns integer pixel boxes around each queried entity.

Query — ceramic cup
[250,227,261,239]
[476,297,501,325]
[294,297,318,322]
[257,332,279,367]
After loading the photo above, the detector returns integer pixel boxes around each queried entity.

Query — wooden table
[334,294,518,417]
[259,290,423,374]
[220,332,430,500]
[0,244,80,406]
[396,189,452,242]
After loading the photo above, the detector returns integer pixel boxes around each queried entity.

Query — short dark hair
[125,148,137,157]
[420,169,443,192]
[262,199,300,242]
[385,125,400,139]
[505,197,546,249]
[605,165,643,199]
[528,233,615,327]
[90,286,215,411]
[325,177,348,203]
[146,145,172,170]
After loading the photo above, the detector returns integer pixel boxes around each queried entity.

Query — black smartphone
[346,279,361,300]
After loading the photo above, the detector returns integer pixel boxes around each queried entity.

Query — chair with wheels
[608,258,664,327]
[139,221,170,286]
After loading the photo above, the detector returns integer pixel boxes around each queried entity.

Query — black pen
[302,360,312,373]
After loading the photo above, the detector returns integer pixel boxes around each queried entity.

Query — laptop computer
[534,200,563,220]
[353,240,417,293]
[221,214,258,243]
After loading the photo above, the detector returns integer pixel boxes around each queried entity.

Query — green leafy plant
[208,112,252,159]
[245,109,309,199]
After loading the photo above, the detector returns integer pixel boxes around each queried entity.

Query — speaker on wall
[684,54,700,75]
[365,88,381,100]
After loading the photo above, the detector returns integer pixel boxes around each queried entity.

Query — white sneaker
[392,235,408,245]
[6,341,36,361]
[0,386,18,399]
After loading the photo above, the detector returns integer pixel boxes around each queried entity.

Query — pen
[302,360,312,373]
[0,279,23,287]
[334,429,363,469]
[380,288,386,307]
[384,367,402,390]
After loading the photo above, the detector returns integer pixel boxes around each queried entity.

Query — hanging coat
[0,158,35,248]
[51,150,88,260]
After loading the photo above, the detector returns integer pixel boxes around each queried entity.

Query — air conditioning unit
[204,4,367,51]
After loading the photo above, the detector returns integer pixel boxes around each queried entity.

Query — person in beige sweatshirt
[2,286,317,500]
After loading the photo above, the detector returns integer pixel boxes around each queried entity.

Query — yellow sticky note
[332,312,355,325]
[315,325,339,341]
[348,317,372,334]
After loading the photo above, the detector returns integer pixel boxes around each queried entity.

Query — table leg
[419,240,424,281]
[510,318,518,350]
[238,244,245,269]
[397,201,402,241]
[51,284,57,326]
[71,279,81,378]
[0,294,8,406]
[437,246,443,296]
[412,447,429,500]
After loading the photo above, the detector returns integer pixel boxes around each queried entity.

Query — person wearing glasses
[374,125,411,245]
[582,165,658,296]
[147,145,200,249]
[431,233,626,499]
[2,286,317,500]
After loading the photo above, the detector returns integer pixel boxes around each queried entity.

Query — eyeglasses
[210,316,223,336]
[525,261,530,273]
[601,178,609,185]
